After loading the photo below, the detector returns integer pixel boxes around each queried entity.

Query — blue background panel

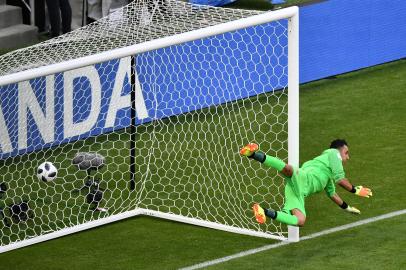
[300,0,406,83]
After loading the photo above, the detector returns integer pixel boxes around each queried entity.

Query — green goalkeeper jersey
[300,148,345,197]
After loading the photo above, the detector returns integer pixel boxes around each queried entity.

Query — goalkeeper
[240,139,372,227]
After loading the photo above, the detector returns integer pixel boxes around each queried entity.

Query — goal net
[0,0,298,252]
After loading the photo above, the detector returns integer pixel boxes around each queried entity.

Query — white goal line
[179,209,406,270]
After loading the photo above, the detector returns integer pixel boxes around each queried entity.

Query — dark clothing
[35,0,46,32]
[45,0,72,37]
[6,0,31,24]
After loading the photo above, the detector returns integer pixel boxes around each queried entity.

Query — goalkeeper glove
[345,205,361,215]
[353,186,373,198]
[239,143,259,157]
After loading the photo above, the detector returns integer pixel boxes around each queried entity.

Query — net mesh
[0,0,291,249]
[0,0,262,77]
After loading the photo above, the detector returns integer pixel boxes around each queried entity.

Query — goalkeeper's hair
[330,139,348,149]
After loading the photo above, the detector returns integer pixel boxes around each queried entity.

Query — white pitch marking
[180,209,406,270]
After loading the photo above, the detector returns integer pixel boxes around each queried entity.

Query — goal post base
[142,209,288,241]
[0,208,289,254]
[0,209,144,254]
[288,225,299,242]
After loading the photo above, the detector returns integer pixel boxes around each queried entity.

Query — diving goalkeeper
[240,139,372,227]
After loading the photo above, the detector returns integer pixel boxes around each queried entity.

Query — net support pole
[287,6,300,242]
[0,209,144,254]
[130,55,136,191]
[142,209,286,241]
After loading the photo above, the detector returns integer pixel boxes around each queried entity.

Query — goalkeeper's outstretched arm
[329,193,360,214]
[338,178,373,198]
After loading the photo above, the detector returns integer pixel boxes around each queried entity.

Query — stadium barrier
[300,0,406,83]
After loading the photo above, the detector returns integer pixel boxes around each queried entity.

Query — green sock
[263,155,286,171]
[275,211,299,226]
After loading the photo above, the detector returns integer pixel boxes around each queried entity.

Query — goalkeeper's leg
[253,204,305,226]
[240,143,293,177]
[252,181,306,226]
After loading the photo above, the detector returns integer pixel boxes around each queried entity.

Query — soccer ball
[37,162,58,182]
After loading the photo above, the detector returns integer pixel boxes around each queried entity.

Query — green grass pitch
[0,57,405,269]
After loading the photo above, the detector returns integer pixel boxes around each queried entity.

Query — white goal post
[0,1,299,253]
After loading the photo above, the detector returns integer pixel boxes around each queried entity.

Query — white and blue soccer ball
[37,162,58,182]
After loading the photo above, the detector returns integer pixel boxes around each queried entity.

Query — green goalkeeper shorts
[282,167,307,216]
